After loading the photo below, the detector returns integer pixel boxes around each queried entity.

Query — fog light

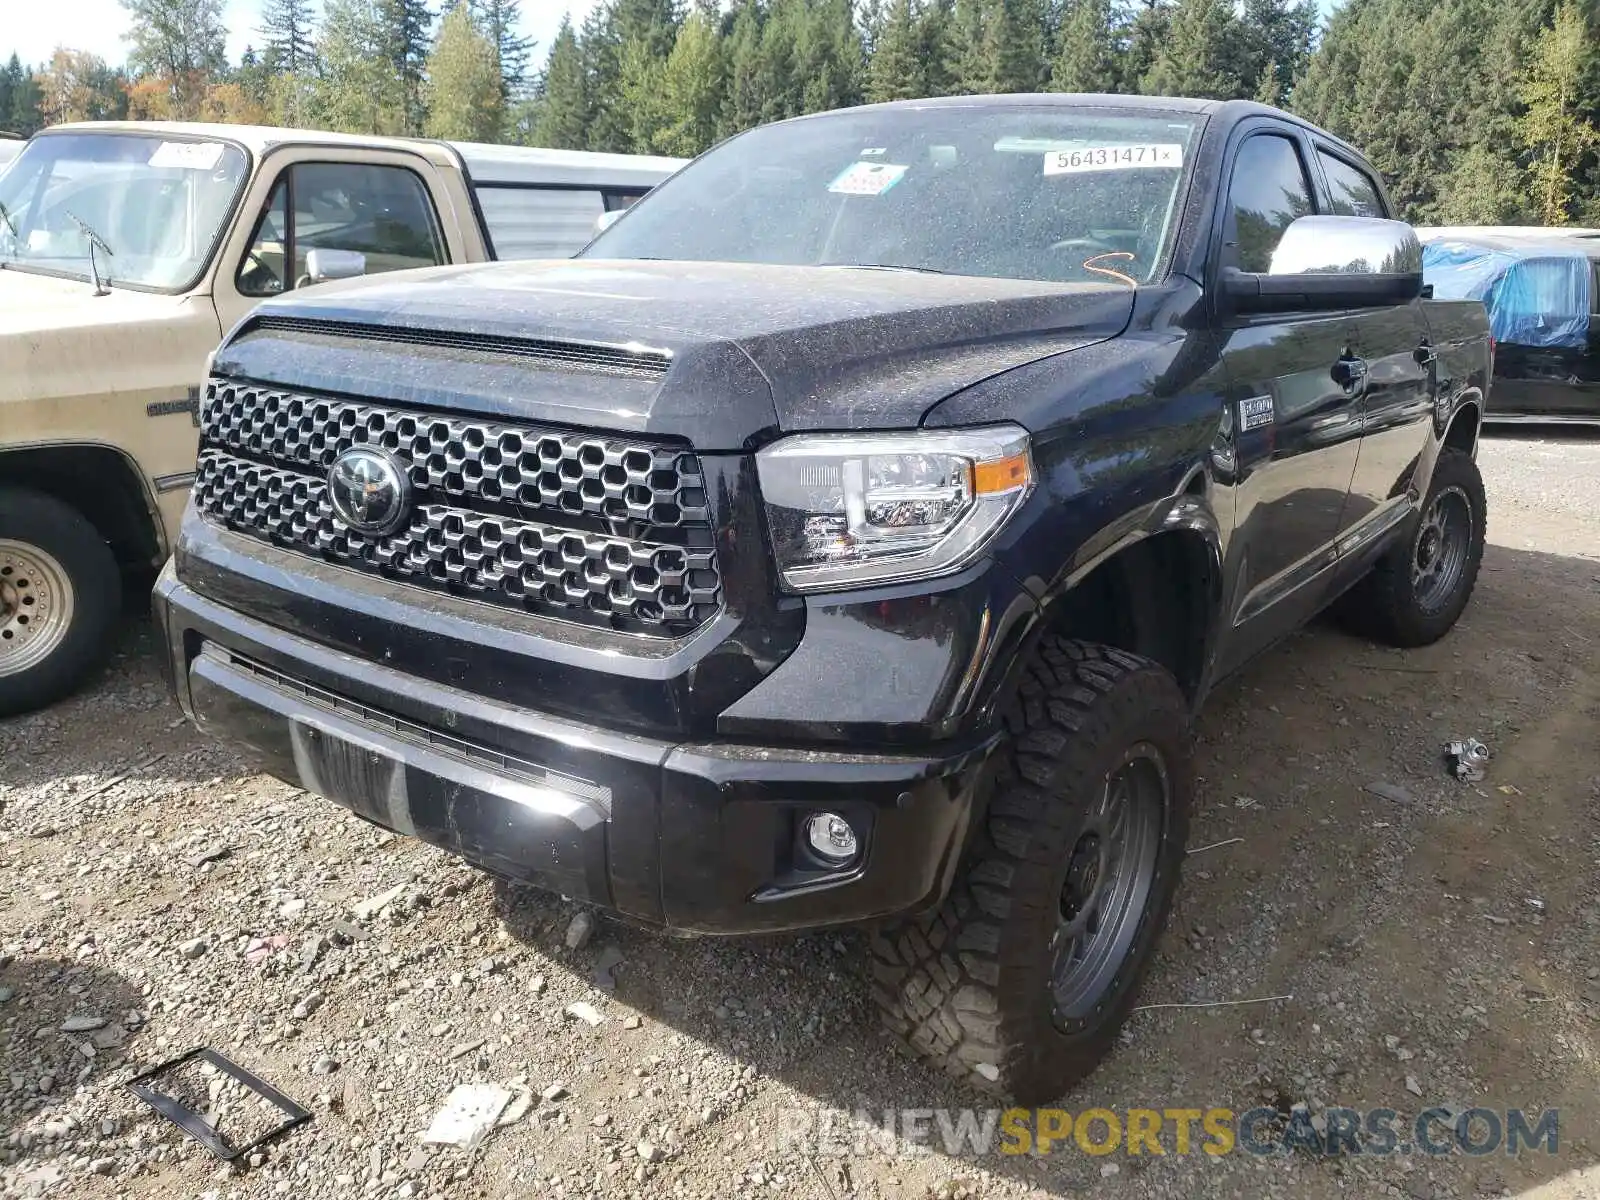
[804,812,859,863]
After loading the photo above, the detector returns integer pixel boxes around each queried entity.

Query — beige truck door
[211,145,475,335]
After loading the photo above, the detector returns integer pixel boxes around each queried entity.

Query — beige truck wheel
[0,488,121,717]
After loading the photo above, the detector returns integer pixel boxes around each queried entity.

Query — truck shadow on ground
[0,956,147,1141]
[493,538,1600,1197]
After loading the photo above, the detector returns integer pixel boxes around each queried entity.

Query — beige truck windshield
[0,132,248,292]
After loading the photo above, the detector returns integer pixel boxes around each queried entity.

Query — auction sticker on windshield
[148,141,226,171]
[828,161,909,196]
[1044,144,1184,175]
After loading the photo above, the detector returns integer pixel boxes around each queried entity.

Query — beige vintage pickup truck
[0,121,684,716]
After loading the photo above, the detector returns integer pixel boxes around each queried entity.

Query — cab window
[1223,133,1314,273]
[1318,150,1386,218]
[236,162,446,297]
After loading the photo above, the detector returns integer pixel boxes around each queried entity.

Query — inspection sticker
[148,141,226,170]
[1044,143,1184,176]
[828,161,909,196]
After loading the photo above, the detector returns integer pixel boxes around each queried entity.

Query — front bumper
[153,564,999,934]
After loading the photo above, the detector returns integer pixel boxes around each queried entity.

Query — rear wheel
[1339,450,1486,648]
[869,637,1191,1103]
[0,489,121,718]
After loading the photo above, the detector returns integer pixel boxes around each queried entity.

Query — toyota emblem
[327,447,412,536]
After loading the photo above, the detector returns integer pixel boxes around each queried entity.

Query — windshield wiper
[820,262,951,275]
[0,201,15,243]
[65,211,115,296]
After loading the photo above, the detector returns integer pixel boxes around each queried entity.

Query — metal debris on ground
[1444,737,1491,782]
[420,1083,515,1148]
[125,1047,312,1163]
[593,944,626,992]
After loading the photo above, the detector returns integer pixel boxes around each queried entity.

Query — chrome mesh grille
[193,379,721,635]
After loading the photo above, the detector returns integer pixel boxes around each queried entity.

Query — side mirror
[1222,215,1423,314]
[304,247,367,285]
[593,208,625,236]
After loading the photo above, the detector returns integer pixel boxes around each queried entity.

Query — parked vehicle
[1422,228,1600,424]
[153,95,1490,1102]
[0,121,684,715]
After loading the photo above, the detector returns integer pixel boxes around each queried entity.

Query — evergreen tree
[534,15,590,148]
[378,0,434,134]
[981,0,1046,93]
[1120,0,1171,93]
[425,0,504,139]
[650,6,726,153]
[471,0,536,100]
[1517,0,1598,223]
[917,0,958,95]
[720,0,766,135]
[950,0,993,93]
[261,0,317,73]
[1050,0,1118,93]
[312,0,408,133]
[8,59,45,135]
[1239,0,1314,107]
[757,0,807,121]
[797,0,864,112]
[866,0,926,101]
[1142,0,1242,99]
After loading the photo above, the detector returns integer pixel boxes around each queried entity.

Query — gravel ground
[2,429,1598,1200]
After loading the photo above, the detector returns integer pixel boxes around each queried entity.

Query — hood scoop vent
[245,316,673,380]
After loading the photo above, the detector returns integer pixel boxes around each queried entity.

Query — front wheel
[869,637,1191,1104]
[1339,449,1486,648]
[0,489,121,718]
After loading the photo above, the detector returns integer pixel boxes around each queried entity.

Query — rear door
[1214,125,1365,674]
[1310,145,1436,545]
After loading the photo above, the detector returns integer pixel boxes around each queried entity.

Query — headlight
[756,424,1034,593]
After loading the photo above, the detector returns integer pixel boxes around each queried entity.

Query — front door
[1214,130,1364,676]
[212,149,461,334]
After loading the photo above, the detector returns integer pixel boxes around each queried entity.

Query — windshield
[583,106,1200,286]
[0,133,249,292]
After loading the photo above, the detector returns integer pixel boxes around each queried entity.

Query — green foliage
[424,1,504,140]
[1,55,45,136]
[1517,0,1599,223]
[471,0,536,99]
[260,0,317,73]
[534,16,590,148]
[650,9,727,153]
[311,0,409,134]
[14,0,1599,230]
[1142,0,1244,99]
[1050,0,1117,93]
[865,0,926,101]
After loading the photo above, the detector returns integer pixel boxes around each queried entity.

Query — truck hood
[0,265,190,338]
[214,259,1134,449]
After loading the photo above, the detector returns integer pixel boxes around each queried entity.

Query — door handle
[1332,356,1368,392]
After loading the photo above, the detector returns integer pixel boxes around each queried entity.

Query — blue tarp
[1422,238,1593,349]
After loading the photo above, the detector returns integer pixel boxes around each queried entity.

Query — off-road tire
[1339,450,1486,648]
[868,637,1191,1104]
[0,488,121,718]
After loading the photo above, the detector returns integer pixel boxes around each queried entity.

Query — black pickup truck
[153,94,1491,1103]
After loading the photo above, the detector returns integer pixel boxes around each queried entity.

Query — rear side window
[1318,150,1386,218]
[476,186,604,259]
[1224,134,1314,273]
